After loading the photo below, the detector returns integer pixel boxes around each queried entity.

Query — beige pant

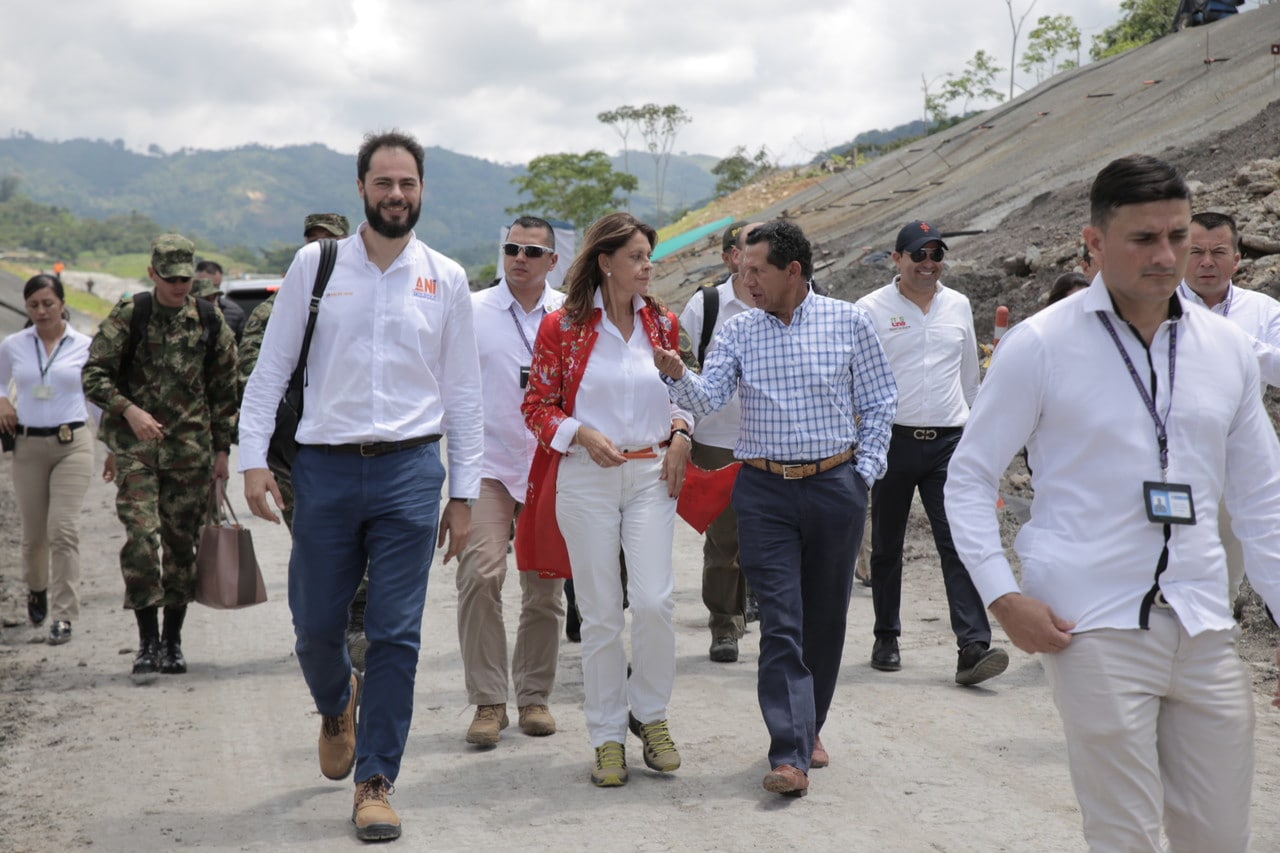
[12,429,94,622]
[1042,608,1254,852]
[455,478,564,706]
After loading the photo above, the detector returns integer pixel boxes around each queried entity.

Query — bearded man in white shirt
[946,154,1280,852]
[856,220,1009,686]
[1177,210,1280,609]
[239,130,483,844]
[458,215,566,747]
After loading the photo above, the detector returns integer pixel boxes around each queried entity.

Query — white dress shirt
[472,278,565,502]
[676,275,751,449]
[945,279,1280,636]
[1177,280,1280,387]
[856,278,979,427]
[0,325,94,427]
[550,290,692,454]
[239,224,484,498]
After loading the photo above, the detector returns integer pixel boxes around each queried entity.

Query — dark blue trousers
[869,431,990,649]
[733,460,865,773]
[289,443,444,783]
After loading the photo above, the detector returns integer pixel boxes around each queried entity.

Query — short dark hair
[508,215,555,250]
[24,273,64,302]
[357,130,425,182]
[1191,211,1239,250]
[744,220,813,279]
[1089,155,1190,230]
[195,260,223,275]
[1047,272,1090,305]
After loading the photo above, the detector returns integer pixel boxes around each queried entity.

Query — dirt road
[2,451,1278,852]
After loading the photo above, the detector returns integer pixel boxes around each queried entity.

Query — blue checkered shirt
[667,290,897,484]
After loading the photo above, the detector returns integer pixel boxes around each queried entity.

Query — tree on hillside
[1091,0,1178,60]
[597,106,642,210]
[940,50,1006,116]
[1004,0,1039,99]
[508,150,638,231]
[711,146,772,196]
[0,175,19,203]
[921,73,951,133]
[1019,14,1083,83]
[631,103,692,227]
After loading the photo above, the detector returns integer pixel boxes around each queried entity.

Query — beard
[364,195,421,239]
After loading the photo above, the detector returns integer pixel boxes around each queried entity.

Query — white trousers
[1042,608,1254,853]
[556,450,676,747]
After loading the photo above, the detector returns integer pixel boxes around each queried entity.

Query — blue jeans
[733,459,865,772]
[289,443,444,783]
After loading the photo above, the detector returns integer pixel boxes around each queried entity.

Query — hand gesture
[653,347,686,380]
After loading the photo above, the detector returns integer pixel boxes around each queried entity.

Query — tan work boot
[518,704,557,736]
[352,774,401,841]
[465,704,509,746]
[591,741,628,787]
[319,671,360,780]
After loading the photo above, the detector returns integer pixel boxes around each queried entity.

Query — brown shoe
[763,764,809,797]
[465,704,510,746]
[352,774,401,841]
[319,671,359,780]
[518,704,557,736]
[811,736,829,769]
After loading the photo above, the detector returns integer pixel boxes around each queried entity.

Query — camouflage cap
[190,276,220,299]
[303,213,350,238]
[151,233,196,278]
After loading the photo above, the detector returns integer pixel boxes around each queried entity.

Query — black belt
[17,422,85,437]
[310,433,442,457]
[892,425,963,441]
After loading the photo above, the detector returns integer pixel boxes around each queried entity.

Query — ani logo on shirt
[889,315,908,330]
[413,277,439,300]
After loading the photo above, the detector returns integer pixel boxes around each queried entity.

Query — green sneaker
[591,741,628,787]
[628,714,681,772]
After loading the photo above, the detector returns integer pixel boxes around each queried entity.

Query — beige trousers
[12,429,94,621]
[455,478,564,707]
[1042,608,1254,852]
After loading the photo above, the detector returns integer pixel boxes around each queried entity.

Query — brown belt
[742,447,855,480]
[620,440,671,460]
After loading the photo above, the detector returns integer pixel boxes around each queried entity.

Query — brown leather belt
[742,447,854,480]
[620,440,671,460]
[311,433,442,457]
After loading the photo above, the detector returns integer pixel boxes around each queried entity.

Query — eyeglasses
[907,247,945,263]
[160,275,193,284]
[502,243,554,259]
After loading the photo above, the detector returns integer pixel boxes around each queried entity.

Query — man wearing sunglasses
[457,215,567,748]
[82,233,239,683]
[856,220,1008,686]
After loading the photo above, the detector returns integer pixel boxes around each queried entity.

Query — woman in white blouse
[0,275,96,645]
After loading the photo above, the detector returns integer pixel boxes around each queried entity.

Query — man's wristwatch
[450,497,476,508]
[670,427,692,444]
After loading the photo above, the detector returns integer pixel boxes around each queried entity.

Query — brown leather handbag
[195,480,268,609]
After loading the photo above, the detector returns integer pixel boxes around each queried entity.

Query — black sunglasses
[907,247,945,263]
[160,275,193,284]
[502,242,554,259]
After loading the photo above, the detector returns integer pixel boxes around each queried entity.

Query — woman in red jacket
[519,212,693,788]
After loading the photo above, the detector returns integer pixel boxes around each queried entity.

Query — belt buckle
[781,463,805,480]
[359,443,378,457]
[913,428,937,441]
[1154,591,1170,608]
[57,424,73,442]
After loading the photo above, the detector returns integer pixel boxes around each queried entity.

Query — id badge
[33,384,53,400]
[57,424,73,444]
[1143,481,1196,525]
[520,365,531,389]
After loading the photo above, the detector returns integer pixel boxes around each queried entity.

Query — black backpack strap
[292,239,338,389]
[118,291,154,398]
[697,284,719,367]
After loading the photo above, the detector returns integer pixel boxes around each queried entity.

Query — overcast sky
[2,1,1233,167]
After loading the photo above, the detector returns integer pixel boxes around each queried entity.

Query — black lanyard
[33,334,68,385]
[1097,311,1178,629]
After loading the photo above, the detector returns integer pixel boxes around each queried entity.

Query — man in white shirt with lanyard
[676,221,758,663]
[1177,210,1280,608]
[945,154,1280,852]
[856,220,1008,686]
[240,130,483,844]
[458,215,566,747]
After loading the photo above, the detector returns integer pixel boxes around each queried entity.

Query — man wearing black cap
[855,220,1008,686]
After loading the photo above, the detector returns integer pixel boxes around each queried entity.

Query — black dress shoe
[28,590,48,626]
[956,642,1009,686]
[159,641,187,674]
[48,621,72,645]
[870,637,901,672]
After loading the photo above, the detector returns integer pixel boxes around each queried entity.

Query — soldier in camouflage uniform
[82,234,238,685]
[235,213,373,667]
